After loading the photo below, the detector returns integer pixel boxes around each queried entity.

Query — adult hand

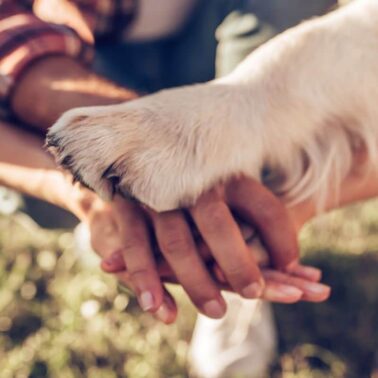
[77,193,178,324]
[99,176,330,323]
[0,139,327,324]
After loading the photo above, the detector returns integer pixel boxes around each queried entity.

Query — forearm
[11,56,138,131]
[0,120,93,219]
[289,150,378,230]
[5,54,139,205]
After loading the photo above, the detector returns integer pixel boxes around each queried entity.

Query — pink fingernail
[241,282,264,298]
[155,303,172,323]
[303,282,330,295]
[265,285,303,300]
[139,291,155,311]
[203,300,226,318]
[288,263,322,281]
[285,260,300,272]
[104,251,124,267]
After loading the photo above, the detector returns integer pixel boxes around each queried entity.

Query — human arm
[10,56,138,130]
[0,0,138,129]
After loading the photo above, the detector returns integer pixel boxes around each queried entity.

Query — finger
[208,270,303,303]
[89,207,120,259]
[239,213,321,282]
[262,281,304,303]
[263,269,331,302]
[213,263,227,284]
[101,250,126,273]
[285,261,322,282]
[102,249,177,280]
[149,209,227,319]
[226,177,299,269]
[190,190,264,298]
[111,196,164,313]
[100,222,272,276]
[144,262,325,304]
[152,288,178,324]
[117,278,177,324]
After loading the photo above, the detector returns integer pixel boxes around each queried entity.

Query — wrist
[287,149,378,231]
[57,172,98,221]
[34,168,96,220]
[287,200,316,232]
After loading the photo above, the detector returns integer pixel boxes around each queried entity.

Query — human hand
[99,176,330,323]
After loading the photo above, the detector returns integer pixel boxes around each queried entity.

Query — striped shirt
[0,0,137,110]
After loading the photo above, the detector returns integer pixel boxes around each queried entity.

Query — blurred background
[1,0,378,377]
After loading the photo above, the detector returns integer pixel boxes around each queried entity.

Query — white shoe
[189,294,276,378]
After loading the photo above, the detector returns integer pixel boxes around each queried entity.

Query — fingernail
[241,282,264,298]
[265,285,303,300]
[285,260,300,273]
[203,300,225,318]
[287,262,322,281]
[139,291,155,311]
[103,251,124,266]
[155,303,172,323]
[303,282,330,295]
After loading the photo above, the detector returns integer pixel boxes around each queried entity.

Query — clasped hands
[73,174,330,324]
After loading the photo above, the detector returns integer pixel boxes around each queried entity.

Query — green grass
[0,200,377,378]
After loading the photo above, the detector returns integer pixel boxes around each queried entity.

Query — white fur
[47,0,378,212]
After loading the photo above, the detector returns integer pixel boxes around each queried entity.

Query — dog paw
[47,2,377,212]
[47,84,263,211]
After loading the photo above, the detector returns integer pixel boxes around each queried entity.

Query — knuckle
[226,264,245,279]
[157,217,193,257]
[160,232,193,257]
[122,231,148,253]
[225,263,254,286]
[201,203,228,231]
[128,266,156,281]
[256,195,288,225]
[181,278,204,295]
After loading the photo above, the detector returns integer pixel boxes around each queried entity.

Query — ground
[0,199,377,378]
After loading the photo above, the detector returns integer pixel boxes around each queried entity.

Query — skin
[0,116,328,321]
[102,151,378,323]
[3,55,376,324]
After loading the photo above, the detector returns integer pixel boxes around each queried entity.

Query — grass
[0,199,377,377]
